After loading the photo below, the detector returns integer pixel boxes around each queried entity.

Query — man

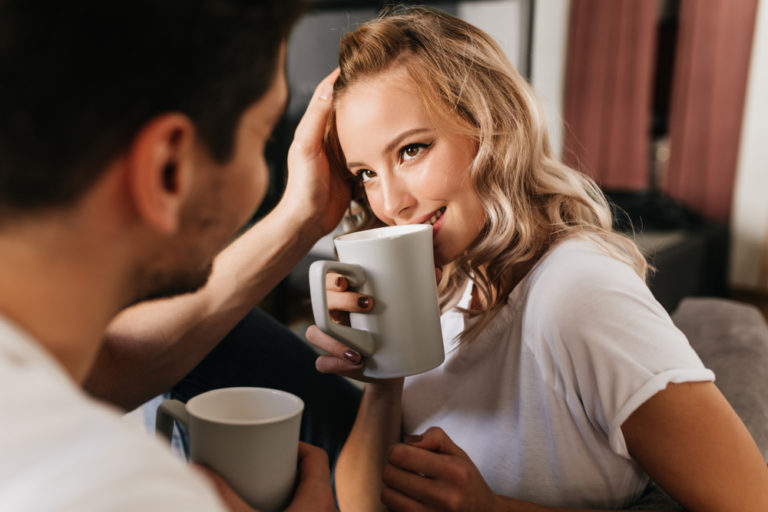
[0,1,347,509]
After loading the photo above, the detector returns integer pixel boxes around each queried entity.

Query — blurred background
[257,0,768,328]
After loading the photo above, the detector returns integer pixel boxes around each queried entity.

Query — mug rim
[186,386,304,425]
[335,223,431,243]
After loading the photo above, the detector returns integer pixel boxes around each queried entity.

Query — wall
[457,0,530,73]
[730,0,768,292]
[530,0,570,158]
[456,0,570,158]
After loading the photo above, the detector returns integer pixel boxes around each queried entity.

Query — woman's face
[335,66,486,266]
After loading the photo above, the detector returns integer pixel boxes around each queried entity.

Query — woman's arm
[337,382,403,512]
[622,380,768,512]
[84,69,349,410]
[380,382,767,512]
[305,325,403,512]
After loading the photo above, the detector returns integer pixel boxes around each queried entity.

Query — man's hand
[196,442,336,512]
[285,442,338,512]
[194,464,258,512]
[280,68,350,241]
[381,427,500,512]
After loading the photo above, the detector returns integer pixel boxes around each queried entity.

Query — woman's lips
[425,206,445,225]
[408,207,446,239]
[429,207,446,239]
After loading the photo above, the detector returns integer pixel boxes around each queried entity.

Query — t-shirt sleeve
[522,241,715,459]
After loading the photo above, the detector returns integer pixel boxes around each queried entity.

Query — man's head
[0,0,304,303]
[0,0,303,214]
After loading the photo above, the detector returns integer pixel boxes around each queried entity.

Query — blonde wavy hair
[324,6,647,341]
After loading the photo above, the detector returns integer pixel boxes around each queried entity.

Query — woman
[306,6,768,511]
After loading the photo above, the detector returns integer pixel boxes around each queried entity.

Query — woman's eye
[400,142,431,163]
[356,169,377,183]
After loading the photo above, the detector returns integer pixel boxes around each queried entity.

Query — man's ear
[126,113,196,234]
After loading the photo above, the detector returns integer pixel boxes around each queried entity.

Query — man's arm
[85,70,347,410]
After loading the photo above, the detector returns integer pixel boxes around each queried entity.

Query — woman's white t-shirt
[402,238,714,509]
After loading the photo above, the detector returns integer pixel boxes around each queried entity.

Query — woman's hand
[324,272,374,326]
[306,323,398,386]
[305,272,376,382]
[381,427,501,512]
[323,266,441,326]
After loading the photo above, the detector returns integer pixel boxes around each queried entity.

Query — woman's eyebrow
[346,127,432,169]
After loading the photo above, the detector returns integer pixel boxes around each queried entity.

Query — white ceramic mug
[309,224,444,378]
[156,387,304,512]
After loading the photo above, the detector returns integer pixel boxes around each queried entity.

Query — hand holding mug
[323,265,443,328]
[308,224,445,379]
[156,387,304,512]
[196,442,337,512]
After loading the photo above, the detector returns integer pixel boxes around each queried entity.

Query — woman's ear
[126,113,195,234]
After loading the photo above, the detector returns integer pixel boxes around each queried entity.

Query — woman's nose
[380,173,415,220]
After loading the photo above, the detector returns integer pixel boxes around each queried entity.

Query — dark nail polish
[358,296,371,309]
[404,434,423,443]
[335,276,344,288]
[343,350,362,364]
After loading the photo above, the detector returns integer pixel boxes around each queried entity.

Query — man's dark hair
[0,0,305,214]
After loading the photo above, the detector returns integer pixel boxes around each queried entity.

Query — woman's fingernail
[357,296,371,309]
[319,82,333,100]
[335,276,344,288]
[404,434,423,443]
[343,350,362,364]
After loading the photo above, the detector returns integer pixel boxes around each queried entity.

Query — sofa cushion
[671,297,768,462]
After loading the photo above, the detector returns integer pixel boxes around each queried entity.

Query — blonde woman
[305,6,768,512]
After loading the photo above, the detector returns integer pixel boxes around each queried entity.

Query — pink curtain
[562,0,758,221]
[562,0,658,191]
[662,0,758,220]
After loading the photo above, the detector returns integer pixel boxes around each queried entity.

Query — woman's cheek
[365,191,389,225]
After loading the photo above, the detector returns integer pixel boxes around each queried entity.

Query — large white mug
[156,387,303,512]
[309,224,444,378]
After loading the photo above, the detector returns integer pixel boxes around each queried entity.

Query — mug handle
[308,260,376,357]
[155,399,189,444]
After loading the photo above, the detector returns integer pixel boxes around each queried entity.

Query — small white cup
[156,387,303,512]
[309,224,445,378]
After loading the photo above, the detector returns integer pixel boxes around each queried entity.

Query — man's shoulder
[0,337,224,511]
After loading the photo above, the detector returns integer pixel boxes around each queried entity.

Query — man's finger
[286,443,337,512]
[291,68,340,151]
[296,442,331,484]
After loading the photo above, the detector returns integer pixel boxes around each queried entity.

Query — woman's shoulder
[528,236,641,292]
[520,235,661,332]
